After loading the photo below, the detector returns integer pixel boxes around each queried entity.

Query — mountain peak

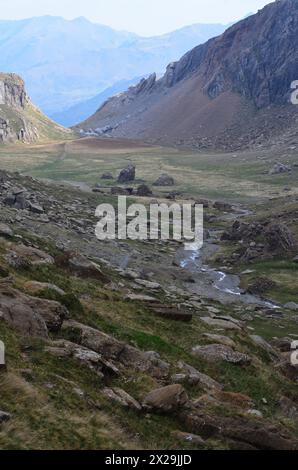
[77,0,298,151]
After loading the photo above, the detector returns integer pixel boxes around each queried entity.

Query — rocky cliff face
[0,73,71,144]
[78,0,298,150]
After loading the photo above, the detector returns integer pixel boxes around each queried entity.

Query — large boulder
[192,344,251,366]
[136,184,152,197]
[117,165,135,183]
[180,410,298,450]
[0,286,68,337]
[45,339,117,378]
[153,174,175,187]
[269,163,292,175]
[0,224,14,239]
[265,223,295,253]
[172,361,223,391]
[67,254,109,283]
[102,387,142,411]
[5,245,54,269]
[143,384,188,412]
[61,320,170,379]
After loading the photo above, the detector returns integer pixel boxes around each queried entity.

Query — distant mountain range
[78,0,298,151]
[0,16,230,122]
[51,77,143,127]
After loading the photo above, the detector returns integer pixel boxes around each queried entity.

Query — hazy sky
[0,0,274,36]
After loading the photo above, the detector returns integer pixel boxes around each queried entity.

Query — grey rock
[117,165,135,183]
[153,174,175,187]
[192,344,251,365]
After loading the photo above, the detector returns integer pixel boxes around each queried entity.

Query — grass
[0,137,297,203]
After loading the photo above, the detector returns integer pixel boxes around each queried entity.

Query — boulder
[111,186,133,195]
[135,184,152,197]
[200,317,241,331]
[173,361,223,391]
[153,174,175,187]
[265,223,295,253]
[143,384,188,412]
[61,320,124,359]
[45,340,117,378]
[0,286,67,337]
[0,223,14,238]
[117,165,135,183]
[269,163,292,175]
[180,410,298,450]
[285,302,298,311]
[0,410,11,423]
[102,387,141,411]
[62,320,170,379]
[192,344,251,365]
[29,203,44,214]
[67,254,108,283]
[5,245,54,268]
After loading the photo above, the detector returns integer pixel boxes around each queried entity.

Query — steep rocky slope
[78,0,298,150]
[0,73,71,144]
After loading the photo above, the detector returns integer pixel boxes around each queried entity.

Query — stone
[62,321,170,379]
[180,410,298,450]
[278,396,298,420]
[249,335,279,359]
[29,203,44,214]
[153,174,175,187]
[0,286,67,337]
[68,254,108,283]
[143,384,188,412]
[124,293,158,303]
[0,223,14,238]
[285,302,298,311]
[0,411,11,423]
[200,317,241,331]
[247,409,263,418]
[61,320,124,359]
[269,163,292,175]
[192,344,251,366]
[265,223,295,253]
[5,245,54,268]
[45,340,115,378]
[117,165,135,183]
[102,387,142,411]
[135,279,161,290]
[174,361,223,390]
[135,184,153,197]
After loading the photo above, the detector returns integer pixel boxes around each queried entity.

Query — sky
[0,0,274,36]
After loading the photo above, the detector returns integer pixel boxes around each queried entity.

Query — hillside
[0,166,297,450]
[78,0,298,150]
[0,73,71,144]
[0,16,228,118]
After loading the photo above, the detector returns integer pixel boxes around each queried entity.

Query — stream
[177,238,280,308]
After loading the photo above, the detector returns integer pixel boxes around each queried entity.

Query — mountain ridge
[0,16,230,118]
[77,0,298,150]
[0,72,71,143]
